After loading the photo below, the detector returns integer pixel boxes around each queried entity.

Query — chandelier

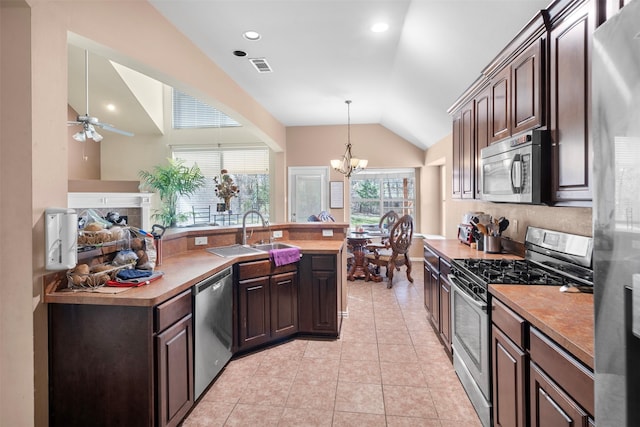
[330,100,368,178]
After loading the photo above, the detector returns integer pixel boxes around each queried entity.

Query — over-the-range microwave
[480,129,551,204]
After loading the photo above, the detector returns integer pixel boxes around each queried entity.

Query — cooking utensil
[498,218,510,234]
[476,223,488,235]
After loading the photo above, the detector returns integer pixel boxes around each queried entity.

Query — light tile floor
[182,263,481,426]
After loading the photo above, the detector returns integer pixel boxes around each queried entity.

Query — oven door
[450,275,491,426]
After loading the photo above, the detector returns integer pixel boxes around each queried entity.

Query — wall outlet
[322,229,334,237]
[194,236,208,245]
[512,219,518,234]
[272,230,283,238]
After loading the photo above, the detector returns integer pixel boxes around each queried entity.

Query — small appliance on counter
[458,212,491,246]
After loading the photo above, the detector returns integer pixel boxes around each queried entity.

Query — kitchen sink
[252,242,299,251]
[206,244,265,258]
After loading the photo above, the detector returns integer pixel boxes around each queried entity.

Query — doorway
[288,167,328,222]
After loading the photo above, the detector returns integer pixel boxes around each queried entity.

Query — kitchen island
[45,222,347,427]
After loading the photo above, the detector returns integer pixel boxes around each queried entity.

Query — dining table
[346,231,387,282]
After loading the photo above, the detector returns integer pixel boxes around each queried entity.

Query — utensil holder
[484,235,502,253]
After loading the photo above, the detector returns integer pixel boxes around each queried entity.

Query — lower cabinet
[298,254,340,336]
[235,259,299,352]
[491,296,595,427]
[49,290,193,427]
[423,243,452,356]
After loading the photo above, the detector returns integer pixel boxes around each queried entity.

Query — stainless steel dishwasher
[192,267,233,399]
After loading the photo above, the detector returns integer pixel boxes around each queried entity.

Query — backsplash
[447,200,592,243]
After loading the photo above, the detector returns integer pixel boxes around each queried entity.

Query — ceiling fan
[68,49,134,142]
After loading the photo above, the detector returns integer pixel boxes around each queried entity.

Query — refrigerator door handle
[632,274,640,338]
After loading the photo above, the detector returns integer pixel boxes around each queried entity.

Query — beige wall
[424,135,593,241]
[286,124,425,225]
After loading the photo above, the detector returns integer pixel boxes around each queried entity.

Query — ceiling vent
[249,58,272,73]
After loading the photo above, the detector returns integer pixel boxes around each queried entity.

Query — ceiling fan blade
[67,121,82,126]
[97,123,134,137]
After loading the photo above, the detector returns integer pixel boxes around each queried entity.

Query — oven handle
[448,274,487,312]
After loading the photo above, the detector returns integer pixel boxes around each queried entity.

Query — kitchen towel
[270,247,301,267]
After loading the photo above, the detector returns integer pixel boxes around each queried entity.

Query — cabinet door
[475,87,491,199]
[512,39,544,134]
[529,362,591,427]
[238,276,271,349]
[490,67,511,143]
[423,261,432,313]
[309,269,338,333]
[439,274,452,353]
[429,269,440,330]
[492,326,527,427]
[270,271,298,339]
[460,101,475,199]
[156,314,194,427]
[550,0,594,203]
[452,113,462,199]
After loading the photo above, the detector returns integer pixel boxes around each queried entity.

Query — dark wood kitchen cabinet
[490,67,511,143]
[155,291,194,427]
[490,296,595,427]
[235,259,298,351]
[511,39,544,135]
[298,254,341,336]
[474,86,491,199]
[423,243,452,357]
[452,100,475,199]
[548,0,595,204]
[438,259,452,354]
[491,297,527,427]
[49,290,194,427]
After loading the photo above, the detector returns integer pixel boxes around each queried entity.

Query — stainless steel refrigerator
[593,2,640,426]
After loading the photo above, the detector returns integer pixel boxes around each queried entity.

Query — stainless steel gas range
[448,226,593,427]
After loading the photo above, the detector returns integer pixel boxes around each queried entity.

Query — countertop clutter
[44,239,345,307]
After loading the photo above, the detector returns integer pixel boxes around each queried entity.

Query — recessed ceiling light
[371,22,389,33]
[106,104,116,111]
[233,50,247,57]
[243,31,261,41]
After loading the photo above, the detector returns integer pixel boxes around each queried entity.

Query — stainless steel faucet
[242,210,268,246]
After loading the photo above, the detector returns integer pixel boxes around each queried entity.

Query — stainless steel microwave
[480,130,550,204]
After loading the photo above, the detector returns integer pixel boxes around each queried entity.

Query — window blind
[172,89,241,129]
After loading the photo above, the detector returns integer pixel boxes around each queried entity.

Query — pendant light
[330,100,368,178]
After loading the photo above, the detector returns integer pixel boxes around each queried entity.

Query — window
[172,89,241,129]
[172,147,270,225]
[350,168,415,227]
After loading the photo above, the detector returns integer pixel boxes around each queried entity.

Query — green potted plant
[139,158,206,227]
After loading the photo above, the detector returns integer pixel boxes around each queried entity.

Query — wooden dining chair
[365,214,414,288]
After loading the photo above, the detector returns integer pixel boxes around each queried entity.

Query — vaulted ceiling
[69,0,551,150]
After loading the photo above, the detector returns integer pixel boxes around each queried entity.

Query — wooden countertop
[423,238,522,261]
[489,285,594,370]
[424,239,593,370]
[44,240,344,307]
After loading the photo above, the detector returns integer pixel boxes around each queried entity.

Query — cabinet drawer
[492,298,526,348]
[424,246,439,271]
[238,259,272,280]
[238,259,298,281]
[310,255,334,271]
[155,290,192,333]
[529,326,594,416]
[439,258,451,276]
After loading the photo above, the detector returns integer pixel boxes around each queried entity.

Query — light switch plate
[195,236,208,245]
[322,229,334,237]
[272,230,283,238]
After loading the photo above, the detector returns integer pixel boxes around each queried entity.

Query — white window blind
[172,89,241,129]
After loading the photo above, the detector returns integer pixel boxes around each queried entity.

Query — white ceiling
[69,0,551,150]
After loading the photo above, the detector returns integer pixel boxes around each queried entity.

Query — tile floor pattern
[182,263,481,426]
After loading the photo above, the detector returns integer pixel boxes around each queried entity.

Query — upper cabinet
[548,0,595,204]
[448,0,610,206]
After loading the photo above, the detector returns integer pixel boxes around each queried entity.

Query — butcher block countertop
[489,285,594,370]
[424,238,593,370]
[44,240,344,307]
